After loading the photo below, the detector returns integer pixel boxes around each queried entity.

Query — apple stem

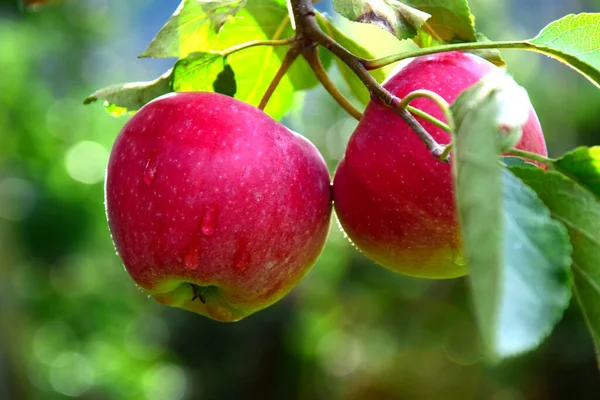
[399,89,455,132]
[508,148,556,166]
[258,45,301,111]
[439,143,454,162]
[303,46,363,121]
[288,0,446,160]
[405,106,451,133]
[362,41,533,70]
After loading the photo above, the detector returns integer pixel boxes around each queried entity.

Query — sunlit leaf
[554,146,600,198]
[333,0,430,40]
[236,1,329,92]
[527,13,600,87]
[172,53,233,94]
[140,0,247,58]
[403,0,476,42]
[317,13,387,105]
[212,0,299,119]
[452,71,572,359]
[83,70,172,116]
[510,167,600,368]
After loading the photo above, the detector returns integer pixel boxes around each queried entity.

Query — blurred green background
[1,0,600,399]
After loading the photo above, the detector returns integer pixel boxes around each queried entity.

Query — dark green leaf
[528,13,600,88]
[82,70,172,116]
[140,0,246,58]
[332,0,430,40]
[554,146,600,198]
[452,71,572,359]
[213,63,237,97]
[403,0,476,42]
[510,167,600,367]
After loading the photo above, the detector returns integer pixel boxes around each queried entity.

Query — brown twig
[302,46,363,121]
[288,0,445,159]
[258,45,301,110]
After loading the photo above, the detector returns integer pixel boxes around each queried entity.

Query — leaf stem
[219,38,295,57]
[258,46,301,110]
[303,46,363,121]
[507,148,556,166]
[363,41,533,70]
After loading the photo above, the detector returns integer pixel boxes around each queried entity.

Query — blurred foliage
[1,0,600,399]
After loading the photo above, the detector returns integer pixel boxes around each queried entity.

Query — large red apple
[105,92,332,322]
[333,52,547,279]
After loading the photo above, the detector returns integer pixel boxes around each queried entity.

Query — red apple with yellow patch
[333,52,547,278]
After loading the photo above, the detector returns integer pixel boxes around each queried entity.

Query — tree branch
[289,0,446,159]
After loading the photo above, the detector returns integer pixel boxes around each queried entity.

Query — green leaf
[140,0,247,58]
[140,0,329,119]
[554,146,600,198]
[469,33,505,67]
[452,71,572,359]
[527,13,600,88]
[318,13,387,105]
[237,0,329,92]
[211,0,295,119]
[82,70,172,116]
[403,0,476,42]
[510,167,600,367]
[332,0,430,40]
[172,52,231,92]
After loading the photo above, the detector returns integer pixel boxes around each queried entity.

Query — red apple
[332,52,547,279]
[105,92,332,321]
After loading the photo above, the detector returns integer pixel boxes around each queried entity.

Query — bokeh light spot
[65,141,109,184]
[143,363,188,400]
[317,331,363,377]
[49,352,95,397]
[124,314,170,360]
[33,321,77,365]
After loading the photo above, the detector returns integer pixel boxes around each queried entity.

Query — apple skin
[332,52,547,279]
[105,92,332,322]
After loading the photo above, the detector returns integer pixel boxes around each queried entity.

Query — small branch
[399,89,454,132]
[395,107,448,160]
[258,46,301,110]
[219,38,295,57]
[303,46,363,121]
[363,41,533,70]
[507,148,555,166]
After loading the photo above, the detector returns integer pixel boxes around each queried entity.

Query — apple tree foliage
[84,0,600,366]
